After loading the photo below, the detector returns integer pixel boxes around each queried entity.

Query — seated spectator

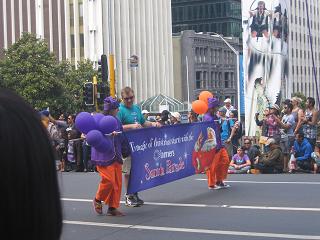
[254,138,283,173]
[290,132,313,172]
[228,147,251,174]
[311,143,320,174]
[243,138,261,165]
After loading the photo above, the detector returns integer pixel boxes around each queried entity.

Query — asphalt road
[59,172,320,240]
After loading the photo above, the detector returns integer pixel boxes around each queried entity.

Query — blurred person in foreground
[0,89,62,240]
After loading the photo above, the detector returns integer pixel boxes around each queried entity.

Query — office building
[0,0,174,103]
[173,30,241,106]
[172,0,242,38]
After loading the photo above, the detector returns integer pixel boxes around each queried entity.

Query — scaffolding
[139,94,189,113]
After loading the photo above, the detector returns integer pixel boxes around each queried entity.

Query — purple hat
[103,97,119,111]
[40,110,50,117]
[207,97,220,108]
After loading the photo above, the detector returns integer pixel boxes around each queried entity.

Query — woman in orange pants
[92,97,125,216]
[203,97,230,189]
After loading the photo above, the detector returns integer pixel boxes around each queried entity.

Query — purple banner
[125,121,221,194]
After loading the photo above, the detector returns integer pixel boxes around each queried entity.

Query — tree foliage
[0,33,97,116]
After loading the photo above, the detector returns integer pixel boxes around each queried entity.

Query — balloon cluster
[191,91,213,114]
[75,112,118,154]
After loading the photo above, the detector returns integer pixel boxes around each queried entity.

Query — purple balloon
[86,130,103,147]
[75,112,97,134]
[95,136,114,155]
[93,113,104,125]
[99,115,118,134]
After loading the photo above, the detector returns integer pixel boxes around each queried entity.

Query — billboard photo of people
[242,0,289,136]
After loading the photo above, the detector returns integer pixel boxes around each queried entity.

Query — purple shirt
[91,117,124,166]
[232,154,249,165]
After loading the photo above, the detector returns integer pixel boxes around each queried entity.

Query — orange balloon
[199,91,214,104]
[192,100,208,115]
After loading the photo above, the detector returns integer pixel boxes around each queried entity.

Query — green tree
[0,33,62,109]
[0,32,99,115]
[56,59,97,115]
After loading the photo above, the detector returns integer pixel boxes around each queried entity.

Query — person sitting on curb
[243,138,261,166]
[311,143,320,174]
[254,138,283,173]
[228,146,252,174]
[289,132,313,172]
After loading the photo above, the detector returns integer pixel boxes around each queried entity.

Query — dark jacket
[259,145,283,170]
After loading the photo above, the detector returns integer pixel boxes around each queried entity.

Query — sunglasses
[244,142,251,144]
[124,96,134,101]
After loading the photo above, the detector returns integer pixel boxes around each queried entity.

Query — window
[196,71,201,89]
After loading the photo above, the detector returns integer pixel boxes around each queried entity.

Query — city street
[60,173,320,240]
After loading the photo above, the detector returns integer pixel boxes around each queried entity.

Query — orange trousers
[96,162,122,208]
[206,148,230,187]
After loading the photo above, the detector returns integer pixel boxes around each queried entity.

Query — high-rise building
[172,0,242,38]
[288,0,320,104]
[0,0,67,60]
[0,0,174,103]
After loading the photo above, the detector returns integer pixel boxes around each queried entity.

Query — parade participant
[92,97,125,216]
[117,86,161,207]
[203,97,230,189]
[0,89,62,240]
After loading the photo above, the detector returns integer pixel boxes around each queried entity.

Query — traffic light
[83,82,94,106]
[96,82,109,104]
[98,54,108,82]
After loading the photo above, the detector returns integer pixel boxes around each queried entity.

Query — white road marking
[196,179,320,185]
[61,198,320,212]
[63,220,320,239]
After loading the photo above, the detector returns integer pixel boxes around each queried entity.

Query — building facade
[0,0,174,103]
[172,0,242,38]
[173,30,241,106]
[288,0,320,105]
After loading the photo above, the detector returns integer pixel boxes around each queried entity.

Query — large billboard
[242,0,289,136]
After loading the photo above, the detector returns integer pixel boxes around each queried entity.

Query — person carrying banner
[117,87,161,207]
[92,97,125,216]
[203,97,230,190]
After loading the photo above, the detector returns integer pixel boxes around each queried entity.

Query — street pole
[186,55,190,110]
[108,0,115,97]
[211,32,240,122]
